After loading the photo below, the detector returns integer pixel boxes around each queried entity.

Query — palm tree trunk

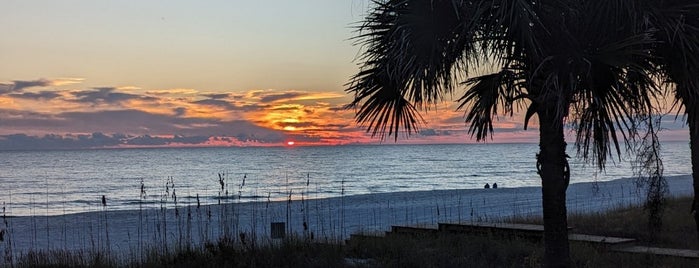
[688,104,699,244]
[538,109,571,268]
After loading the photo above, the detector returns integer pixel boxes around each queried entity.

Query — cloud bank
[0,77,687,150]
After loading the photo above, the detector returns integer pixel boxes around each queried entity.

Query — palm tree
[644,0,699,241]
[347,1,660,266]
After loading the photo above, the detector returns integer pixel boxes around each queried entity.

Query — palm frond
[346,63,423,140]
[457,69,524,140]
[568,1,660,168]
[347,0,485,140]
[645,1,699,109]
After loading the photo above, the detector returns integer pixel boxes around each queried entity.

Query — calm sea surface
[0,142,691,216]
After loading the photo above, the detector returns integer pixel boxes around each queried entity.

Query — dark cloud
[0,109,68,132]
[418,129,454,136]
[0,83,12,93]
[0,108,290,149]
[201,93,231,99]
[321,123,350,129]
[8,91,62,100]
[276,121,316,128]
[329,105,349,112]
[125,135,210,146]
[0,133,122,150]
[239,103,269,111]
[0,79,62,94]
[194,98,267,111]
[443,116,467,124]
[59,109,174,133]
[258,92,305,103]
[75,132,123,147]
[0,109,49,119]
[13,79,53,91]
[419,129,439,136]
[285,134,323,143]
[270,106,300,111]
[224,121,288,142]
[0,78,82,95]
[0,131,285,150]
[172,135,211,144]
[124,135,169,146]
[0,132,206,150]
[1,79,52,94]
[193,99,239,110]
[173,107,187,117]
[72,87,156,104]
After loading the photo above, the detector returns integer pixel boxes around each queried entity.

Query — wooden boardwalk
[391,224,439,235]
[439,222,575,241]
[567,233,635,247]
[348,222,699,260]
[614,245,699,259]
[439,222,548,233]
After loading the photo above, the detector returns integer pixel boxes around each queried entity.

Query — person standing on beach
[484,183,490,189]
[493,183,498,189]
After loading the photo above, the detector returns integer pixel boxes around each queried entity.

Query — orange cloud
[4,78,676,149]
[146,88,200,96]
[50,78,85,86]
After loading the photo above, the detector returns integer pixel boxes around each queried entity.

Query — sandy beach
[0,175,692,258]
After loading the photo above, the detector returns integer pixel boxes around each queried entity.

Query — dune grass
[510,195,699,250]
[15,238,346,268]
[346,227,696,268]
[6,196,699,267]
[570,196,698,250]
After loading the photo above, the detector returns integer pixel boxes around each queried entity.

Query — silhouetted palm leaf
[457,70,524,140]
[646,1,699,106]
[347,0,473,139]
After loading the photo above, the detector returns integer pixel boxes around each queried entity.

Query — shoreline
[0,175,693,256]
[8,174,693,219]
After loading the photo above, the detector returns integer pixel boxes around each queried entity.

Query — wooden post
[271,222,285,239]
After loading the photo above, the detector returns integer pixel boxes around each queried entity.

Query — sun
[287,141,295,146]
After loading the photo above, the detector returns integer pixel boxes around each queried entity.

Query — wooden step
[440,222,547,232]
[613,245,699,259]
[390,225,438,236]
[438,222,572,241]
[568,234,635,247]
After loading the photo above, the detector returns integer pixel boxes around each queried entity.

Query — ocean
[0,142,691,216]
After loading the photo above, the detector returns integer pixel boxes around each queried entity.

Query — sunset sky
[0,0,689,150]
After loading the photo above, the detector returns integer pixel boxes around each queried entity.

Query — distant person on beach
[484,183,490,189]
[493,183,498,189]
